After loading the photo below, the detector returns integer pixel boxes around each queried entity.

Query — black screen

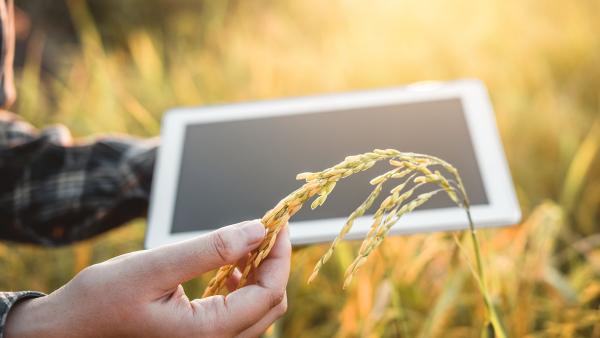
[171,98,488,233]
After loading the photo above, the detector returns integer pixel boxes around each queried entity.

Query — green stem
[464,204,507,338]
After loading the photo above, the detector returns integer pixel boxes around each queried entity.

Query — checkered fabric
[0,112,157,245]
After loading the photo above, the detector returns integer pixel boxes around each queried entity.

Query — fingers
[253,225,291,289]
[226,268,242,292]
[237,293,287,338]
[139,220,266,290]
[189,227,291,336]
[191,285,285,336]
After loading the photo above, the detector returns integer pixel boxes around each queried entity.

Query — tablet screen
[171,98,488,233]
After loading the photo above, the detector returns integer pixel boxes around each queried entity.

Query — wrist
[4,296,61,338]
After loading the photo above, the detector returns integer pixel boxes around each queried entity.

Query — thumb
[141,220,265,290]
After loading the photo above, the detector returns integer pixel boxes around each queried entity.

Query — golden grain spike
[308,182,385,283]
[203,149,470,296]
[343,189,443,288]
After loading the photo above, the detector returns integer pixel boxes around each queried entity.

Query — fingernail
[239,220,266,244]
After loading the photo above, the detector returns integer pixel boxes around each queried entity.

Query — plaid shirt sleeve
[0,112,157,245]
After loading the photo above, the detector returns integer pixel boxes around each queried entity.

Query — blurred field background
[2,0,600,336]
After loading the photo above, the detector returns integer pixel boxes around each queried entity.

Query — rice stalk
[201,148,505,337]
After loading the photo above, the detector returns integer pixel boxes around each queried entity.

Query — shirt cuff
[121,136,159,199]
[0,291,46,338]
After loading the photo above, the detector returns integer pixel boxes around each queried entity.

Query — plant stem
[464,204,507,338]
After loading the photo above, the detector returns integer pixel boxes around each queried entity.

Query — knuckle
[74,264,101,289]
[211,230,235,262]
[72,264,117,299]
[267,289,286,309]
[276,296,288,316]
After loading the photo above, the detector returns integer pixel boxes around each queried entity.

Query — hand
[5,220,291,338]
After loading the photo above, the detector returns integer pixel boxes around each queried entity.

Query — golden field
[2,0,599,337]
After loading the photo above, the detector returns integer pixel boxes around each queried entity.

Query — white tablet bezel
[145,79,520,248]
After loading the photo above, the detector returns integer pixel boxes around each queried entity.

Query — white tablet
[145,79,520,248]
